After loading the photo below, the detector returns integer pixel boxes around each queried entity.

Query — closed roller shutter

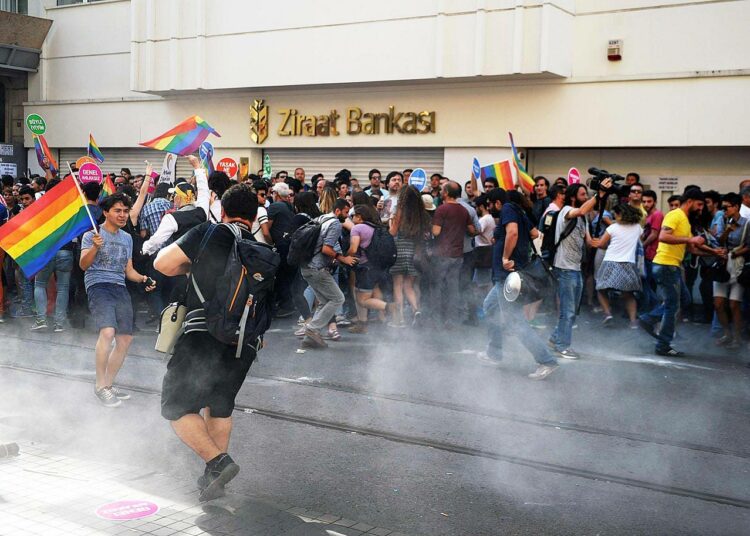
[263,148,444,181]
[59,148,194,179]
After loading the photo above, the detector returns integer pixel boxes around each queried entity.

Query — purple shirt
[351,223,375,263]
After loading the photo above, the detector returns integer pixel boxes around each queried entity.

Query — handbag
[155,302,187,355]
[703,258,730,283]
[733,220,750,287]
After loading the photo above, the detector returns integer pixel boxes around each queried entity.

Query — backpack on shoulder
[540,210,576,263]
[184,223,280,357]
[363,222,397,269]
[287,215,333,267]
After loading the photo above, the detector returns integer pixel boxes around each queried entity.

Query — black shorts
[354,263,385,291]
[160,332,257,421]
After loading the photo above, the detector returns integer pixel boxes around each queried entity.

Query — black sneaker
[199,454,240,502]
[656,347,685,357]
[109,386,131,400]
[94,387,122,408]
[53,323,64,333]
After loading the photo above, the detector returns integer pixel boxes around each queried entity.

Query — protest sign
[76,156,95,169]
[159,153,177,185]
[408,168,427,191]
[26,114,46,135]
[78,162,103,184]
[262,154,272,179]
[568,167,581,185]
[217,157,238,178]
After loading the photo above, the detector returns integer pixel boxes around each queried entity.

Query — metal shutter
[262,148,444,181]
[59,148,194,178]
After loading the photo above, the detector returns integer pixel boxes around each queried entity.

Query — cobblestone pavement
[0,441,408,536]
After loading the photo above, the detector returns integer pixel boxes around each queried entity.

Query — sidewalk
[0,438,407,536]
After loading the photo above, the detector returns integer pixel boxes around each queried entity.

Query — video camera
[588,168,627,197]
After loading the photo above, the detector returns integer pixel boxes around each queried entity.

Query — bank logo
[250,99,269,145]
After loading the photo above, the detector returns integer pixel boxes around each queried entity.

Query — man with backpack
[298,198,357,349]
[154,183,279,502]
[546,180,611,359]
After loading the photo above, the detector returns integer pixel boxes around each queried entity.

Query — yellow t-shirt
[653,208,691,267]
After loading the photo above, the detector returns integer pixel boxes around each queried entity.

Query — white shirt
[603,222,642,263]
[251,206,269,244]
[476,213,496,247]
[740,203,750,219]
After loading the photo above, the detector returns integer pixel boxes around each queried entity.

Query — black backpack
[540,210,576,263]
[363,222,397,269]
[287,215,335,266]
[187,223,280,357]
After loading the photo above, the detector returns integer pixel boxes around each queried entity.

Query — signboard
[567,167,581,185]
[76,156,96,169]
[658,177,679,191]
[217,157,238,178]
[0,144,13,156]
[408,167,427,191]
[159,153,177,185]
[199,141,214,164]
[0,162,17,177]
[26,114,46,135]
[262,154,272,179]
[96,500,159,521]
[78,162,103,184]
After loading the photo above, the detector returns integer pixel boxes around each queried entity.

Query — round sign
[567,167,581,185]
[217,157,238,178]
[472,157,481,180]
[26,114,46,135]
[78,162,103,184]
[96,500,159,521]
[408,167,427,191]
[199,141,214,161]
[76,156,96,169]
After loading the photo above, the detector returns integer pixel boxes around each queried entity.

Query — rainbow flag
[480,160,515,191]
[509,132,535,193]
[32,134,58,175]
[88,133,105,163]
[0,176,93,278]
[98,175,116,202]
[139,115,220,156]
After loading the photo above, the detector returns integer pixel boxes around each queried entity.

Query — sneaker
[555,348,579,360]
[348,323,368,334]
[109,386,131,400]
[528,364,559,380]
[31,319,48,331]
[335,315,352,327]
[528,318,547,330]
[301,329,327,349]
[716,335,731,346]
[602,315,613,326]
[322,328,341,341]
[476,352,502,366]
[199,454,240,502]
[94,387,122,408]
[297,316,306,325]
[638,318,657,339]
[53,323,65,333]
[655,347,685,357]
[412,311,422,327]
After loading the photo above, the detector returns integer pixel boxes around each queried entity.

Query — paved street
[1,312,749,535]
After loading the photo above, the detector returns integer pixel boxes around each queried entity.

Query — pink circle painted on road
[96,500,159,521]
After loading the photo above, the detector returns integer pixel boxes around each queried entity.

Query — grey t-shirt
[307,215,342,270]
[553,205,586,271]
[81,227,133,290]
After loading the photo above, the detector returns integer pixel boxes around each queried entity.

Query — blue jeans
[639,264,681,352]
[484,282,556,365]
[641,259,658,312]
[34,249,74,325]
[550,268,583,351]
[17,266,34,312]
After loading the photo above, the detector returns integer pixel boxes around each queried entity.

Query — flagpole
[67,161,99,235]
[87,132,91,158]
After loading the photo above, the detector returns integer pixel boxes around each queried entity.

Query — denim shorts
[87,283,134,335]
[354,263,385,291]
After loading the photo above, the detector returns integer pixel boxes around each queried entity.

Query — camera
[588,167,627,197]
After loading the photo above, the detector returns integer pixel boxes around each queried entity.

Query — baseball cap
[421,194,436,211]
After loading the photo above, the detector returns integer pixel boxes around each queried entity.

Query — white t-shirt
[251,206,269,244]
[740,203,750,219]
[476,213,496,247]
[603,222,642,263]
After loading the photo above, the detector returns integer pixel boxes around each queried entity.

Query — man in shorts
[80,193,155,407]
[154,184,261,502]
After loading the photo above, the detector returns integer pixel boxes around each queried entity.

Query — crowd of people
[2,157,750,498]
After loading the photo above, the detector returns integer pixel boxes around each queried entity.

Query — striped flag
[32,134,58,175]
[509,132,535,193]
[140,115,220,156]
[0,176,93,278]
[88,133,105,163]
[98,175,116,202]
[480,160,515,191]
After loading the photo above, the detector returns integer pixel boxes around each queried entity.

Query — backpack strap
[188,223,219,305]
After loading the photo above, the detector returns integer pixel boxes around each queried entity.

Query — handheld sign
[76,156,96,169]
[567,167,581,185]
[78,162,103,184]
[26,114,46,135]
[408,167,427,191]
[472,157,483,192]
[199,141,214,162]
[262,154,272,179]
[160,153,176,185]
[217,157,238,178]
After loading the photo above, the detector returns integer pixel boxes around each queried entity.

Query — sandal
[323,329,341,341]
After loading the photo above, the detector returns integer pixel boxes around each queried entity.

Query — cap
[168,183,195,196]
[154,182,172,197]
[421,194,436,211]
[272,182,291,197]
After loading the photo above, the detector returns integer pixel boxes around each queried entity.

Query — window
[0,0,28,14]
[57,0,104,5]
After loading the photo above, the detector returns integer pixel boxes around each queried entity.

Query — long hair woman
[590,203,643,327]
[388,185,431,327]
[318,186,337,214]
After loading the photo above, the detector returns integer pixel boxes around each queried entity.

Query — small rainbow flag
[88,133,105,163]
[0,176,93,278]
[480,160,515,191]
[140,115,220,156]
[509,132,535,193]
[98,175,116,202]
[33,134,58,175]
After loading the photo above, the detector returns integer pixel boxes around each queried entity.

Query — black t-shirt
[176,221,252,310]
[291,213,312,231]
[267,201,295,245]
[492,202,533,282]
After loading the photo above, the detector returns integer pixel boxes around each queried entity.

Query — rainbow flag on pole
[98,175,116,202]
[32,134,58,175]
[88,133,105,163]
[509,132,535,193]
[0,176,93,278]
[480,160,515,191]
[139,115,220,156]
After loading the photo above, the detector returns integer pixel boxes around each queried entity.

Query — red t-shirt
[644,209,664,261]
[433,202,471,258]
